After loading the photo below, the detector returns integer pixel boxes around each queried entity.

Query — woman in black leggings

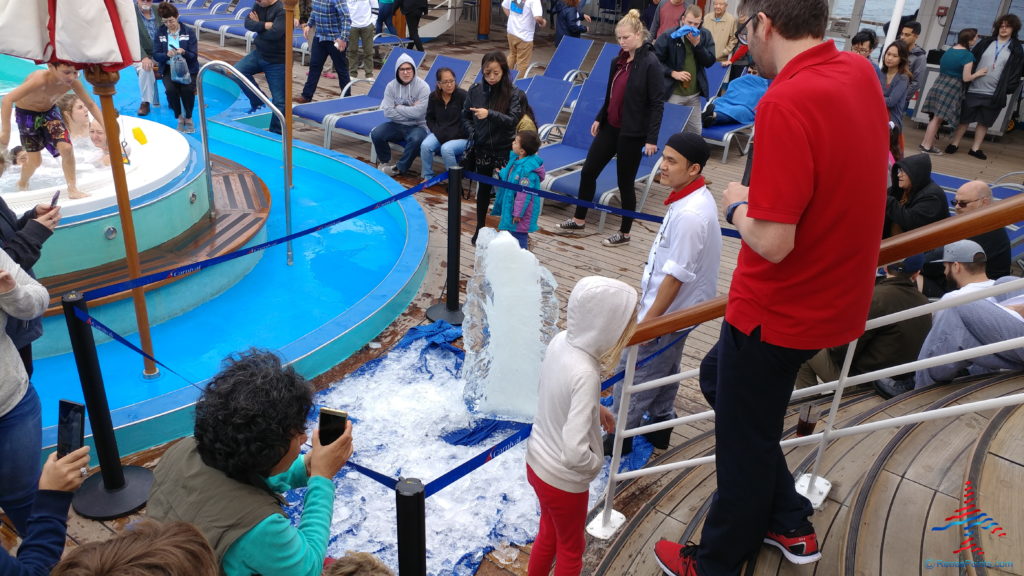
[463,51,525,244]
[554,9,664,247]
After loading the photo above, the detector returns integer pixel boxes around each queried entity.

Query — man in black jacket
[654,4,716,135]
[946,14,1024,160]
[237,0,287,134]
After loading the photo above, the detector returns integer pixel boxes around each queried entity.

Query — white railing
[589,275,1024,537]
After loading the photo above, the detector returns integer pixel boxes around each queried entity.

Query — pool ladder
[195,61,294,265]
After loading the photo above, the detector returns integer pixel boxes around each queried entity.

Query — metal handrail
[195,60,294,265]
[592,192,1024,536]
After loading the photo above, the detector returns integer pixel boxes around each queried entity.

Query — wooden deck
[4,15,1024,573]
[39,156,270,315]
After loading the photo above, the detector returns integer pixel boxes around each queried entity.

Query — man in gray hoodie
[369,53,430,176]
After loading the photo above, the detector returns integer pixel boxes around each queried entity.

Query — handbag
[170,54,191,84]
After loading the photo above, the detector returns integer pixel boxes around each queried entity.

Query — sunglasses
[950,198,981,208]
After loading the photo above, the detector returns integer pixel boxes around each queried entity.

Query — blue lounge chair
[535,43,620,173]
[522,76,572,141]
[328,54,472,156]
[190,0,255,44]
[523,36,594,82]
[292,48,426,147]
[546,103,694,232]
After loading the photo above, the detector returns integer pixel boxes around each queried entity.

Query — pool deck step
[39,155,270,316]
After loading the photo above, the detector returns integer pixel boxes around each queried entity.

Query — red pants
[527,464,589,576]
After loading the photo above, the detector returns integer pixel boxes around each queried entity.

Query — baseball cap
[931,239,987,264]
[886,253,925,274]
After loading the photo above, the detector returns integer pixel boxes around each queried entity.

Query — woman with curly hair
[147,349,354,576]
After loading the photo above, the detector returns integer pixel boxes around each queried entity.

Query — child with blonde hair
[525,276,638,576]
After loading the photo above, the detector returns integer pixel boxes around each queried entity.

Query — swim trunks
[15,105,71,157]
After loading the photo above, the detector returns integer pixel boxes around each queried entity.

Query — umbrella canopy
[0,0,140,70]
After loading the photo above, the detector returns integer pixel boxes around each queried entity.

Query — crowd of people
[4,1,1024,575]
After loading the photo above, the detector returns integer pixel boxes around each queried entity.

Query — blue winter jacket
[492,151,545,234]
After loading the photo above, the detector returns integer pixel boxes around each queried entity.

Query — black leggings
[573,124,645,234]
[473,154,509,233]
[163,77,196,120]
[405,11,424,51]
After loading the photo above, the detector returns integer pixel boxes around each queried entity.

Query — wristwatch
[725,201,748,225]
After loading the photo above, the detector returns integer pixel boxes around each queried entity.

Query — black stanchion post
[426,167,465,325]
[62,292,153,520]
[396,477,427,575]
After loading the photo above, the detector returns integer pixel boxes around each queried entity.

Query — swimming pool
[0,56,430,455]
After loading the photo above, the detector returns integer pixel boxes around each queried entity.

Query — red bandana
[663,176,706,206]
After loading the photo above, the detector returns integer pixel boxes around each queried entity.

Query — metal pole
[62,293,153,520]
[396,477,427,575]
[84,67,158,378]
[426,168,465,325]
[283,0,297,266]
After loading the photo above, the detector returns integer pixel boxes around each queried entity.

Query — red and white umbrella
[0,0,140,70]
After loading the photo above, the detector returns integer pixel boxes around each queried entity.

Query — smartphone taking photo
[57,400,85,458]
[319,408,348,445]
[50,190,61,208]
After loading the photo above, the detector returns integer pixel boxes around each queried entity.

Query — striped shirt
[307,0,351,42]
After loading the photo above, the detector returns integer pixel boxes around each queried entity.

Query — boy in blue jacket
[492,130,545,250]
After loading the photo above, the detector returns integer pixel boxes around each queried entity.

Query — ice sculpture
[462,229,559,419]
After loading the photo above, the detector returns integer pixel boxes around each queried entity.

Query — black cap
[665,132,711,169]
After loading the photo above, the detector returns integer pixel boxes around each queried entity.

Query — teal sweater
[492,151,544,234]
[221,456,336,576]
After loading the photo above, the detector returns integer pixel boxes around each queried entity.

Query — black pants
[405,11,424,51]
[301,38,351,100]
[696,323,817,575]
[472,153,509,235]
[573,124,644,234]
[163,77,195,119]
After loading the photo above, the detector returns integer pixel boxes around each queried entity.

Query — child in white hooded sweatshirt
[525,276,638,576]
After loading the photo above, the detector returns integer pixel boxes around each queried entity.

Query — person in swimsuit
[1,62,104,199]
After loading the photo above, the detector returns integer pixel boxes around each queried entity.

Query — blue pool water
[0,57,429,453]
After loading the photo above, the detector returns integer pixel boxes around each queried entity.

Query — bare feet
[68,187,90,199]
[17,179,29,191]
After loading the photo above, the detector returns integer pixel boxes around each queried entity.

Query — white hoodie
[525,276,638,493]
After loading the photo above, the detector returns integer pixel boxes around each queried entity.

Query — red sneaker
[763,526,822,564]
[653,540,699,576]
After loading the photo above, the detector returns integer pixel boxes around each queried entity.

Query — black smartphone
[50,190,61,208]
[57,400,85,458]
[319,407,348,445]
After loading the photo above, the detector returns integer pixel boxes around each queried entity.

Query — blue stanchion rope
[424,422,533,498]
[463,170,741,239]
[83,172,449,301]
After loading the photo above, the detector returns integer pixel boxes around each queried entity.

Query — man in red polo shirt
[653,1,889,575]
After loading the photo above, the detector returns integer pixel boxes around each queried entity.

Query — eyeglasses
[438,79,456,85]
[736,15,752,45]
[951,198,981,208]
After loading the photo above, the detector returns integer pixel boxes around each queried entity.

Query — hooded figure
[526,277,637,492]
[380,53,429,127]
[525,276,637,575]
[883,153,948,238]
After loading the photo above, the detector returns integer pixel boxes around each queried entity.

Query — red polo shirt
[725,41,889,350]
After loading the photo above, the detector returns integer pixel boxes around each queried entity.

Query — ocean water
[833,0,923,24]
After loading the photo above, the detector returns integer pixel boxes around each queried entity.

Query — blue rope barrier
[71,307,198,387]
[83,172,449,301]
[462,170,741,239]
[600,327,694,392]
[346,460,400,490]
[423,423,533,498]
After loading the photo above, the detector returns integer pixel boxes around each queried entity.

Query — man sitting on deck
[877,240,1024,397]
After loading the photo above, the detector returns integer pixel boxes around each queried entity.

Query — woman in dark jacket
[554,9,664,247]
[463,51,525,244]
[400,0,428,51]
[883,152,948,238]
[553,0,589,47]
[420,67,469,182]
[153,2,199,133]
